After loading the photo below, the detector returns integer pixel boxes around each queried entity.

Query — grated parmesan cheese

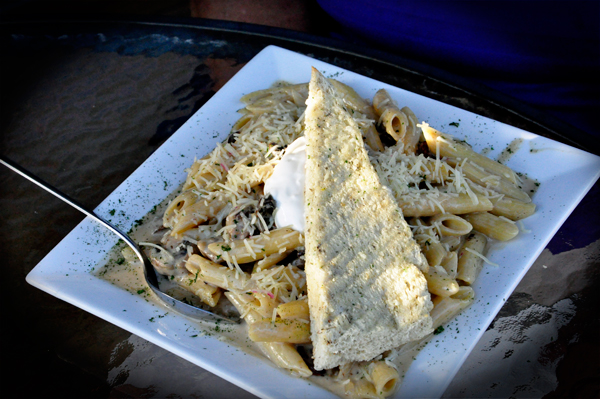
[464,247,499,267]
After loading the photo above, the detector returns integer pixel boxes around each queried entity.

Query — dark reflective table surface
[1,19,598,399]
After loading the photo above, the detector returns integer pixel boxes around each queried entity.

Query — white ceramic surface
[26,45,600,399]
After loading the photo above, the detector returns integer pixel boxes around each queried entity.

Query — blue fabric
[317,0,599,140]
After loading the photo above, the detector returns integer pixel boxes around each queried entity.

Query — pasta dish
[112,68,536,398]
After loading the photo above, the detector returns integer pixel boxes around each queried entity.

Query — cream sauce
[97,244,264,356]
[94,198,260,353]
[264,136,307,232]
[517,172,541,197]
[497,138,524,164]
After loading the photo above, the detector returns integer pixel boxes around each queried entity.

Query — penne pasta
[446,158,531,203]
[425,266,460,297]
[364,122,385,152]
[252,249,294,273]
[328,79,377,119]
[173,273,222,307]
[240,83,309,104]
[421,123,518,184]
[400,106,421,154]
[163,190,199,228]
[327,79,384,152]
[489,195,536,220]
[430,286,475,329]
[372,89,421,153]
[345,379,379,399]
[451,286,475,301]
[224,291,261,323]
[247,292,280,318]
[380,106,408,142]
[183,166,222,191]
[456,232,488,285]
[259,342,312,378]
[463,212,519,241]
[422,240,447,267]
[230,111,254,133]
[185,254,249,290]
[371,90,393,117]
[429,213,473,237]
[276,298,309,320]
[248,318,311,344]
[225,292,312,377]
[440,235,463,252]
[241,83,309,113]
[208,227,302,264]
[369,361,400,398]
[170,195,229,236]
[396,193,493,217]
[440,251,458,278]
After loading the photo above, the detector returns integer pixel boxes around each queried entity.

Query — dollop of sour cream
[264,137,306,232]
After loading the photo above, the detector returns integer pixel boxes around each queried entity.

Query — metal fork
[1,156,238,324]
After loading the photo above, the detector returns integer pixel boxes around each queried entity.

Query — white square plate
[26,45,600,398]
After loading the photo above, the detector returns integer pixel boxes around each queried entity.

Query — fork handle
[0,155,152,282]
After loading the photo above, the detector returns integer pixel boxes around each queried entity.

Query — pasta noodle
[372,89,421,153]
[463,212,520,242]
[248,318,311,344]
[276,298,309,320]
[456,232,488,285]
[369,361,400,397]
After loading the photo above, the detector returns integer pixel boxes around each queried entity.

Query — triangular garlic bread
[304,68,433,370]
